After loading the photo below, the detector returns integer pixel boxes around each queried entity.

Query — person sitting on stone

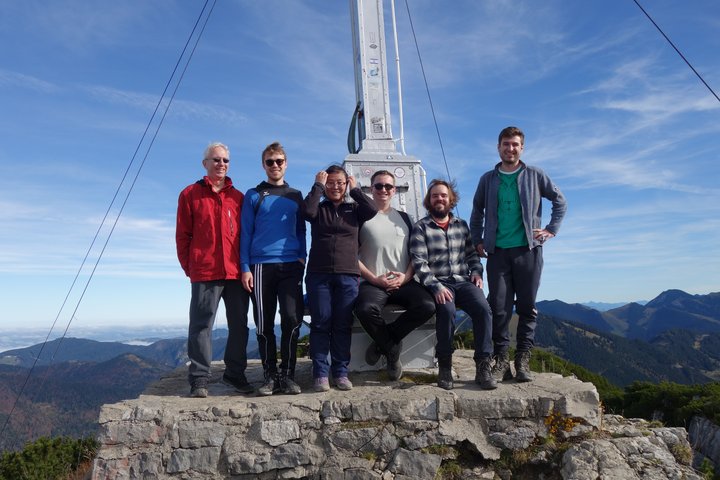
[409,179,496,390]
[354,170,435,380]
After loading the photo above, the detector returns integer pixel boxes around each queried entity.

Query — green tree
[0,436,97,480]
[621,381,720,427]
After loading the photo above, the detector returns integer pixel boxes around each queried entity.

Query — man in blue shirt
[241,142,306,395]
[470,126,567,382]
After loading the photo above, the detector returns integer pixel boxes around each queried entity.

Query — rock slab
[91,351,699,479]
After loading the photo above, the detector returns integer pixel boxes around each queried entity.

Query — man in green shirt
[470,126,567,382]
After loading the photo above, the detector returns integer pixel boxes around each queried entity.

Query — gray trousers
[188,280,249,385]
[486,246,543,354]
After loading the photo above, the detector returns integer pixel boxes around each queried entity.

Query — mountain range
[0,330,235,369]
[538,289,720,341]
[0,353,171,452]
[1,289,719,450]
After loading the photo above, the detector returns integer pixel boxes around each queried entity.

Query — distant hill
[0,324,308,449]
[0,353,172,451]
[539,290,720,341]
[534,312,720,386]
[581,301,646,311]
[613,289,720,339]
[536,300,624,336]
[0,329,265,369]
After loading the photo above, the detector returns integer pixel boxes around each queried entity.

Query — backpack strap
[398,210,413,232]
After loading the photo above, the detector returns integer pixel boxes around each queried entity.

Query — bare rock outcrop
[91,350,700,479]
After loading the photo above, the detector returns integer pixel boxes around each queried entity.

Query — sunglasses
[210,157,229,164]
[264,158,286,167]
[373,183,395,191]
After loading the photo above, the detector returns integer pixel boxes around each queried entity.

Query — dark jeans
[355,280,435,354]
[486,246,543,353]
[188,280,249,385]
[306,272,359,379]
[250,261,305,376]
[434,280,493,360]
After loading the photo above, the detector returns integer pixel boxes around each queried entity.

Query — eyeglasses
[210,157,229,164]
[264,158,286,167]
[326,181,346,188]
[373,183,395,191]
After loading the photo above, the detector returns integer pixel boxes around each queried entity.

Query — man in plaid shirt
[409,179,496,390]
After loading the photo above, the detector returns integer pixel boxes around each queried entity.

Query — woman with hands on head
[303,165,378,393]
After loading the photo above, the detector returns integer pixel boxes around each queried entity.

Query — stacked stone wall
[91,351,701,479]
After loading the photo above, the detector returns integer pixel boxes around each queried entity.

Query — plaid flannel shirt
[409,214,483,295]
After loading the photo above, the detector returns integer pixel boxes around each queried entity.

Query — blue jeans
[306,272,359,378]
[434,279,493,360]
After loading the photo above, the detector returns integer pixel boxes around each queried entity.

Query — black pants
[188,280,249,385]
[434,279,493,360]
[354,280,435,354]
[250,261,305,376]
[486,246,543,353]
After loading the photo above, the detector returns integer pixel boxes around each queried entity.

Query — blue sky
[1,0,719,333]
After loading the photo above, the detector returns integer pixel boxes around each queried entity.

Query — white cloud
[0,70,60,93]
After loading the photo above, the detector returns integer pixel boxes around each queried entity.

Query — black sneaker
[437,367,453,390]
[475,358,497,390]
[257,373,279,396]
[386,342,403,381]
[222,373,254,394]
[491,352,513,381]
[515,350,534,383]
[280,375,301,395]
[190,379,208,398]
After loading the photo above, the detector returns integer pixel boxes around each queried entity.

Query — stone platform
[91,350,609,479]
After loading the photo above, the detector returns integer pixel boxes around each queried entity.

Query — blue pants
[486,246,543,353]
[306,272,359,378]
[434,280,493,360]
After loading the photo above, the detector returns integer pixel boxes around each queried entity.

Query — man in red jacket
[176,142,252,398]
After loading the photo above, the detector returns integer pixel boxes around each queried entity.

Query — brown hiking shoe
[475,357,497,390]
[491,351,513,381]
[515,350,534,382]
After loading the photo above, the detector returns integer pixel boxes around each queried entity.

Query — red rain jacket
[176,176,243,282]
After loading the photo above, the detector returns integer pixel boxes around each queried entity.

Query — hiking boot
[365,341,382,366]
[437,356,453,390]
[190,386,208,398]
[515,350,534,383]
[280,373,302,395]
[475,357,497,390]
[190,378,208,398]
[222,373,254,394]
[333,376,353,391]
[492,351,513,381]
[386,341,403,381]
[257,372,279,396]
[313,377,330,392]
[437,367,453,390]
